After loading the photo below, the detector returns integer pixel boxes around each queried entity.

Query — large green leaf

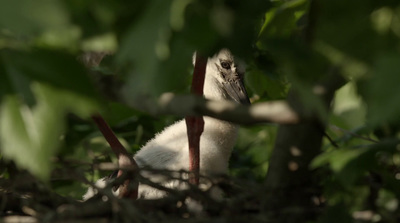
[0,83,98,180]
[258,0,308,40]
[0,0,70,35]
[117,0,175,96]
[2,49,98,98]
[245,64,288,100]
[116,0,196,110]
[316,0,387,62]
[360,52,400,126]
[332,81,367,129]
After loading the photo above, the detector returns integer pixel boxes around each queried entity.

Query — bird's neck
[203,70,226,101]
[203,116,238,156]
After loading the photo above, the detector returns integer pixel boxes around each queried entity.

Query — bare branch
[329,125,379,144]
[129,93,300,125]
[263,70,346,221]
[80,52,300,125]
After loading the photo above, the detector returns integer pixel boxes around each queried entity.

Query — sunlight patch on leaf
[35,25,81,50]
[370,7,393,34]
[81,32,118,53]
[332,81,366,128]
[258,0,308,39]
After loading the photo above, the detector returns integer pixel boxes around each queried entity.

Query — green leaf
[312,141,397,186]
[246,65,288,100]
[0,0,70,35]
[0,58,36,105]
[117,0,175,97]
[0,59,15,97]
[312,147,371,186]
[2,49,99,98]
[116,1,194,109]
[332,81,367,129]
[315,0,381,62]
[258,0,308,39]
[0,83,99,180]
[361,52,400,126]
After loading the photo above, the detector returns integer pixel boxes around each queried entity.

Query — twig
[329,125,379,144]
[154,94,300,125]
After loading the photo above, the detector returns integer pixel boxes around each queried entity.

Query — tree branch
[80,52,300,125]
[263,70,346,222]
[132,94,300,125]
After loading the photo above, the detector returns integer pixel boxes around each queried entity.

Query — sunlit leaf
[332,81,366,129]
[0,83,98,180]
[258,0,308,39]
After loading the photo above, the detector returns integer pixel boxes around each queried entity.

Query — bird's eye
[221,61,231,69]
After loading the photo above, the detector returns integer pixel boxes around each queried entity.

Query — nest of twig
[1,161,267,223]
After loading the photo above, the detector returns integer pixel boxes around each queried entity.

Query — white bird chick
[83,49,249,200]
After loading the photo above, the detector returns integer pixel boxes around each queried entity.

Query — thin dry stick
[329,124,379,144]
[185,53,207,185]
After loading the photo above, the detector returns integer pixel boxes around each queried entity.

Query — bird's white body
[83,49,248,200]
[134,116,238,198]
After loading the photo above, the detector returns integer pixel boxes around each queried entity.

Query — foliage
[1,0,400,222]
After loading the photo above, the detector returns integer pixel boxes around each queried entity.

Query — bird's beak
[222,77,250,105]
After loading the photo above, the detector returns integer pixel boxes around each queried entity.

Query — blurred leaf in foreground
[2,49,98,98]
[360,52,400,127]
[0,83,98,180]
[0,0,70,35]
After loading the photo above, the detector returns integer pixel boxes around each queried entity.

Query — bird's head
[203,49,250,104]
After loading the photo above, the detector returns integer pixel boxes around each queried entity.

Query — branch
[263,70,346,221]
[329,125,379,144]
[80,52,300,125]
[133,94,300,125]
